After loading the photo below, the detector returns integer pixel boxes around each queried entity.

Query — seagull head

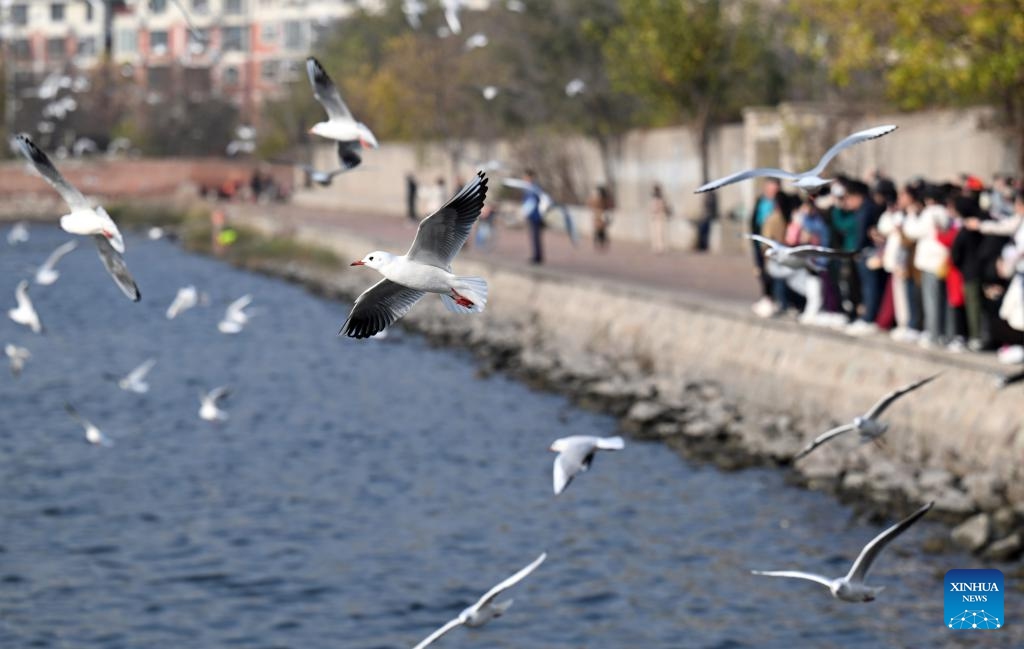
[309,122,329,138]
[549,438,568,453]
[350,251,392,270]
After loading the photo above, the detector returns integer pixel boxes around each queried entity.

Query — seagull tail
[445,276,488,313]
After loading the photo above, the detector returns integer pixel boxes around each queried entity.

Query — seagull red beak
[350,260,365,266]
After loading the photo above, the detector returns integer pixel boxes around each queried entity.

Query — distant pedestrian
[749,178,794,317]
[649,183,671,253]
[521,169,545,264]
[406,173,419,222]
[588,185,614,250]
[425,176,447,214]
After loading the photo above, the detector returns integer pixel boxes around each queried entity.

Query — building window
[261,23,278,43]
[192,0,209,13]
[223,66,239,86]
[187,28,209,51]
[225,0,244,14]
[115,29,138,55]
[77,37,96,57]
[150,30,169,55]
[149,0,167,13]
[260,60,277,81]
[284,21,305,50]
[46,38,66,60]
[222,26,248,52]
[11,4,28,25]
[12,39,32,61]
[50,3,65,22]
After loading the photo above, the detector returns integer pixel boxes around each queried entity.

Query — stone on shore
[951,513,991,552]
[984,533,1022,561]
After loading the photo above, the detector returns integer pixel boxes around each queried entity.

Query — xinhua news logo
[945,569,1003,630]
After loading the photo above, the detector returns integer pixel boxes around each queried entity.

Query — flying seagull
[5,344,30,377]
[412,552,546,649]
[465,33,489,51]
[502,178,577,245]
[752,501,933,602]
[107,358,156,394]
[65,403,113,446]
[166,285,199,320]
[402,0,426,28]
[34,240,78,285]
[745,234,856,270]
[306,57,378,173]
[300,164,347,187]
[550,435,624,495]
[341,172,489,339]
[793,374,940,460]
[8,280,43,334]
[565,78,586,97]
[13,134,140,301]
[218,294,253,334]
[441,0,463,35]
[199,386,231,422]
[7,221,29,245]
[696,125,898,193]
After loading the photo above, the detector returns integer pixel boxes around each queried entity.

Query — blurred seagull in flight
[751,502,933,602]
[8,280,43,334]
[745,234,856,270]
[306,57,378,173]
[218,294,253,334]
[300,163,347,187]
[108,358,156,394]
[442,0,463,35]
[565,78,586,97]
[166,286,199,320]
[341,172,489,339]
[696,125,898,193]
[5,344,30,377]
[7,221,29,245]
[793,374,940,460]
[550,435,624,495]
[34,240,78,285]
[12,135,140,301]
[465,33,489,51]
[65,404,113,446]
[199,386,231,422]
[412,552,546,649]
[402,0,426,28]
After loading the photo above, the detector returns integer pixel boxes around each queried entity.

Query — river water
[1,226,1016,648]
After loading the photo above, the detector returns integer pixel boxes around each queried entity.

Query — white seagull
[166,285,199,320]
[9,280,43,334]
[752,501,933,602]
[550,435,624,495]
[794,374,940,460]
[341,172,489,339]
[412,552,546,649]
[306,57,378,173]
[565,78,586,97]
[5,344,31,377]
[34,240,78,285]
[745,234,856,270]
[480,85,500,101]
[402,0,426,29]
[7,221,29,245]
[696,125,898,193]
[442,0,463,35]
[501,178,577,244]
[199,386,231,422]
[65,404,113,446]
[13,134,140,301]
[218,294,253,334]
[108,358,156,394]
[465,33,489,51]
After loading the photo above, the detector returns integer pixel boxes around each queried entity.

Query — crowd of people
[747,172,1024,361]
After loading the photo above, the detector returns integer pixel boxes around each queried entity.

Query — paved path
[258,201,761,306]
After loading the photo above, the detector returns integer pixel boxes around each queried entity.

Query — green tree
[603,0,783,192]
[791,0,1024,171]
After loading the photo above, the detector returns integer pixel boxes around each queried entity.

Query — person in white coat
[902,186,951,348]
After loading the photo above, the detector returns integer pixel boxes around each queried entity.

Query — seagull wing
[553,452,575,495]
[306,57,352,122]
[792,423,857,460]
[64,403,90,430]
[208,385,231,404]
[750,570,834,590]
[846,501,933,583]
[407,171,488,269]
[808,125,898,177]
[788,245,857,260]
[14,133,91,210]
[744,234,781,251]
[94,235,141,302]
[225,294,252,319]
[998,368,1024,389]
[126,358,156,383]
[15,279,31,310]
[340,279,425,339]
[412,617,463,649]
[473,552,547,610]
[695,168,799,194]
[864,373,940,420]
[39,240,78,272]
[337,142,362,170]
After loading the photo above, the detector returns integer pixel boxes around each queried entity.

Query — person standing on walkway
[749,178,793,317]
[425,176,447,215]
[649,183,671,253]
[405,173,419,222]
[522,169,545,264]
[589,185,614,251]
[903,185,952,348]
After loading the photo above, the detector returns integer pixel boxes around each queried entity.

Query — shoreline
[7,203,1023,567]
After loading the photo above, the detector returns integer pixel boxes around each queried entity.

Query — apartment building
[2,0,106,78]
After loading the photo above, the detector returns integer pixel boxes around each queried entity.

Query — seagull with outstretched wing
[34,240,77,285]
[306,57,378,172]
